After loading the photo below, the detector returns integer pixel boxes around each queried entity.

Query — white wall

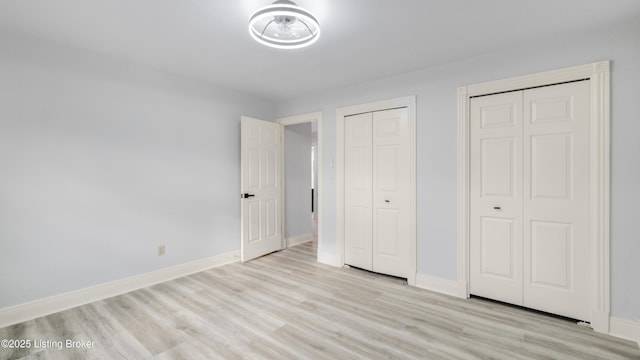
[276,19,640,320]
[284,123,313,238]
[0,30,275,309]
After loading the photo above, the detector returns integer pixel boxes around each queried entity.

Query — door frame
[457,61,611,333]
[277,112,323,259]
[336,96,417,285]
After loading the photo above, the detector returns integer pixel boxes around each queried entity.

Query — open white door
[240,116,284,262]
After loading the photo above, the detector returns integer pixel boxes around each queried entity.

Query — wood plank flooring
[1,242,639,359]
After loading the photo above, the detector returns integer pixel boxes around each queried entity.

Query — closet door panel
[376,208,400,256]
[523,81,590,321]
[470,91,524,305]
[344,113,373,270]
[480,217,516,278]
[372,108,410,278]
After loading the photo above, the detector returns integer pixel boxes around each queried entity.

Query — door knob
[493,206,501,210]
[385,200,390,203]
[242,193,256,199]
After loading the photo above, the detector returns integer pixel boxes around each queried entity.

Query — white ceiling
[1,0,639,101]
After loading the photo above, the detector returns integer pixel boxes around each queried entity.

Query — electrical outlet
[158,245,165,256]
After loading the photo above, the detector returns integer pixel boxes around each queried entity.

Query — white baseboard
[0,250,240,328]
[286,233,313,247]
[415,273,461,298]
[407,273,416,287]
[457,281,470,299]
[317,251,341,267]
[610,316,640,346]
[591,310,610,334]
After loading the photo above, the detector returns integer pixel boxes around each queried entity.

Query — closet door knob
[493,206,501,210]
[385,200,390,203]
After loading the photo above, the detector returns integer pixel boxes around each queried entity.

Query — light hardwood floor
[1,242,639,359]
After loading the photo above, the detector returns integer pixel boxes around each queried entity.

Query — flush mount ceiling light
[248,0,320,49]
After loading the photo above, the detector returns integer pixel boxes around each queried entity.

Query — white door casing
[240,116,284,262]
[458,61,610,332]
[337,96,417,285]
[277,112,324,262]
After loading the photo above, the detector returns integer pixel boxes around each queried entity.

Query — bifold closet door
[469,91,524,305]
[344,112,373,271]
[372,108,410,278]
[522,81,590,321]
[470,81,591,321]
[344,108,410,278]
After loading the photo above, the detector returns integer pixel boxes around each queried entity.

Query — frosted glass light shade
[249,0,320,49]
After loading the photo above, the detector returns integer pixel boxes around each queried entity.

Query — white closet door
[470,81,591,322]
[372,108,410,278]
[523,81,591,321]
[344,113,373,271]
[344,108,411,277]
[470,92,524,305]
